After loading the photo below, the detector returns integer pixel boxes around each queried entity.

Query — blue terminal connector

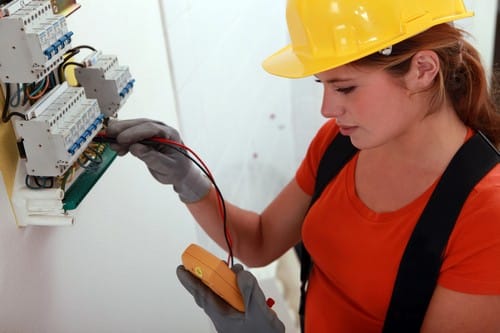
[53,40,62,51]
[68,143,80,155]
[94,114,104,125]
[119,79,136,98]
[67,114,105,155]
[64,31,74,45]
[81,129,92,139]
[43,46,55,59]
[43,31,74,59]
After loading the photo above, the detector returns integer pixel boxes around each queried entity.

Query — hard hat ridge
[262,0,473,78]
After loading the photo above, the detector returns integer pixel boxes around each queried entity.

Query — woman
[106,0,500,332]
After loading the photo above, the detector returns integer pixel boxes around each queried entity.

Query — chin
[348,136,379,151]
[348,136,366,149]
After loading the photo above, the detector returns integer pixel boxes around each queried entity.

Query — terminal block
[0,0,73,83]
[12,82,104,177]
[75,51,135,117]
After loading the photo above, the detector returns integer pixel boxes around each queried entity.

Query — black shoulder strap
[297,133,358,332]
[298,131,499,333]
[382,132,499,332]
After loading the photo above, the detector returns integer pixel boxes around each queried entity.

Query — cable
[161,139,234,266]
[25,175,54,189]
[1,83,25,122]
[62,61,84,72]
[59,45,96,82]
[67,45,96,53]
[9,83,22,107]
[93,134,235,266]
[27,78,47,97]
[1,82,10,122]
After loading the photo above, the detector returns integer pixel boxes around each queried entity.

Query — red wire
[95,132,236,265]
[140,136,235,264]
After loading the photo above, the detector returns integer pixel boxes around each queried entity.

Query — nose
[320,87,345,118]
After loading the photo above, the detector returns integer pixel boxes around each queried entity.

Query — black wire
[92,136,234,265]
[26,175,54,189]
[168,145,233,266]
[33,176,53,188]
[25,175,36,189]
[63,48,80,60]
[67,45,96,53]
[9,83,21,107]
[49,71,57,88]
[21,84,29,106]
[59,45,96,83]
[1,83,10,122]
[62,61,84,72]
[60,45,95,79]
[61,45,96,63]
[58,50,80,82]
[1,83,24,122]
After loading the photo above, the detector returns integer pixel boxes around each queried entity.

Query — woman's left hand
[176,263,285,333]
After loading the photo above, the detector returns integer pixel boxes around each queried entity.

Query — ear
[405,50,440,91]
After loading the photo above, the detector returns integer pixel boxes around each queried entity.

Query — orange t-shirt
[295,119,500,333]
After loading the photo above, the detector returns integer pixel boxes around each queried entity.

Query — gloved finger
[231,263,245,274]
[108,142,131,156]
[106,118,165,137]
[236,269,270,310]
[176,266,237,314]
[236,269,284,329]
[129,144,183,172]
[116,121,180,145]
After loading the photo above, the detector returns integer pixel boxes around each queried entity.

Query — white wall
[161,0,293,214]
[159,1,301,330]
[460,0,498,78]
[0,1,210,332]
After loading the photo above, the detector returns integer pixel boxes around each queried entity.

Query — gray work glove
[176,264,285,333]
[106,118,211,203]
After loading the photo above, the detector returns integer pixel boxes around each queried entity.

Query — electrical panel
[0,0,135,227]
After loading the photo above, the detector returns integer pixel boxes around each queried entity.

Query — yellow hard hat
[262,0,473,78]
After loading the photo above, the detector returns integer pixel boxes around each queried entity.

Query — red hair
[355,23,500,147]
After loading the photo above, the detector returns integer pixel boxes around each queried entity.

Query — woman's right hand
[106,118,211,203]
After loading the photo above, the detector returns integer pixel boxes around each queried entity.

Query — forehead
[315,64,393,84]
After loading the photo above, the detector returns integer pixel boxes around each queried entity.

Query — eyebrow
[313,75,354,83]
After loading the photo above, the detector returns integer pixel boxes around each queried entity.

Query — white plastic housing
[75,51,135,116]
[11,183,74,227]
[0,0,73,82]
[12,82,104,177]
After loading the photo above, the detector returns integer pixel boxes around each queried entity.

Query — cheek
[355,89,414,146]
[360,87,408,122]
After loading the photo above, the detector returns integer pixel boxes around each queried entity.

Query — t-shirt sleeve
[439,166,500,294]
[295,119,340,195]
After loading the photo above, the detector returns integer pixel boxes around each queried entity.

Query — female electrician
[106,0,500,332]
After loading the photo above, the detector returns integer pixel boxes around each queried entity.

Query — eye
[336,86,356,94]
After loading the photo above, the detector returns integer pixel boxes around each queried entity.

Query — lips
[337,124,358,135]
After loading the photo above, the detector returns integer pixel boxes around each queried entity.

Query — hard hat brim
[262,44,380,79]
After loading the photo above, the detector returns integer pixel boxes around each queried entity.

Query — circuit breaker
[12,82,103,176]
[0,0,73,83]
[0,0,134,227]
[75,51,135,117]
